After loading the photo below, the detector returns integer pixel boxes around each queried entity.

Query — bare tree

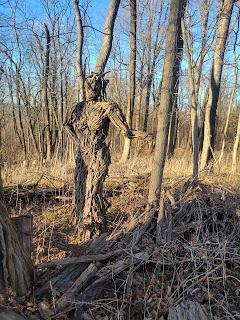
[200,0,235,170]
[94,0,121,74]
[167,1,185,158]
[43,23,52,161]
[120,0,137,162]
[148,0,186,205]
[219,12,239,164]
[181,10,199,177]
[72,0,85,101]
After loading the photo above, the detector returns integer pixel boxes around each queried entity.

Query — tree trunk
[200,0,234,170]
[232,109,240,172]
[16,72,27,160]
[44,23,52,161]
[167,8,184,158]
[120,0,137,162]
[0,187,32,296]
[94,0,121,74]
[135,84,143,131]
[72,0,85,101]
[148,0,186,206]
[219,17,238,164]
[181,16,198,177]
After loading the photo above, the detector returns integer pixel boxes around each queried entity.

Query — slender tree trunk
[94,0,121,74]
[44,24,52,161]
[219,17,238,164]
[167,9,184,158]
[16,73,27,160]
[8,73,23,149]
[148,0,186,206]
[232,109,240,172]
[143,20,153,133]
[120,0,137,162]
[72,0,85,101]
[200,0,234,170]
[135,84,143,130]
[181,16,198,177]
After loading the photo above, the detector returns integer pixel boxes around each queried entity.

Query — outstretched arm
[107,103,153,141]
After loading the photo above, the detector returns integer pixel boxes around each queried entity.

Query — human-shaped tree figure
[65,73,152,240]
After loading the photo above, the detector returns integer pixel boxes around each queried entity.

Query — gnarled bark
[65,75,152,240]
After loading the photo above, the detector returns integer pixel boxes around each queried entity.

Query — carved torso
[71,101,111,154]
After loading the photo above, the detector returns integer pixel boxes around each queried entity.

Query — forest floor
[1,154,240,319]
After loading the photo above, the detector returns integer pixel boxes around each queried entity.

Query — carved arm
[107,103,153,141]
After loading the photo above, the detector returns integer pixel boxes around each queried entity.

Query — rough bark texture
[0,189,32,296]
[65,75,151,239]
[94,0,121,74]
[166,300,211,320]
[200,0,234,169]
[148,0,185,205]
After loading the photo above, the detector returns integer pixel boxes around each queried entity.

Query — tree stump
[0,198,32,296]
[11,215,33,258]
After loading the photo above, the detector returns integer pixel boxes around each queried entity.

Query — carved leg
[79,145,110,240]
[75,148,87,223]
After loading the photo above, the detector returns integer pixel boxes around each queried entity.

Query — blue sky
[1,0,239,107]
[24,0,111,27]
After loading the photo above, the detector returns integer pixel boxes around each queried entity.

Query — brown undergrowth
[2,168,240,319]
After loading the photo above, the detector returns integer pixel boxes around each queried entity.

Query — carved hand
[129,130,153,141]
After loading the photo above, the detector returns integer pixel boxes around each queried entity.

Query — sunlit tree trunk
[200,0,234,170]
[72,0,85,101]
[232,109,240,173]
[44,24,52,161]
[219,17,239,164]
[148,0,186,205]
[120,0,137,162]
[181,15,198,177]
[94,0,121,74]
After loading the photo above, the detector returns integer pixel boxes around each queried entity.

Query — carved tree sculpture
[65,74,151,240]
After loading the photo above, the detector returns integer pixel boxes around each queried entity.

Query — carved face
[85,75,109,101]
[85,75,101,100]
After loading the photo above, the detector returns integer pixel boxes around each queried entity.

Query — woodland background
[0,0,239,179]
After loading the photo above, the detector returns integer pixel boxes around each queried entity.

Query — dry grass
[3,151,239,191]
[2,151,240,319]
[2,159,75,188]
